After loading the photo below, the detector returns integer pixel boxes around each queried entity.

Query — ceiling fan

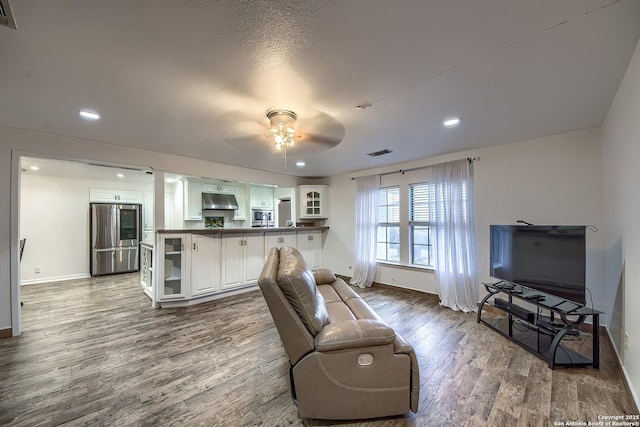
[219,108,346,155]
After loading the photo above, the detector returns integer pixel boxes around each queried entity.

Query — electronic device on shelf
[536,318,579,336]
[494,298,536,323]
[489,224,586,305]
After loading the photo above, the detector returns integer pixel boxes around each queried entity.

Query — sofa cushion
[313,268,337,285]
[345,298,384,322]
[314,319,396,352]
[317,284,341,303]
[277,247,329,336]
[331,278,361,302]
[325,301,357,323]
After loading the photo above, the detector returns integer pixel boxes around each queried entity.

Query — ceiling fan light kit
[267,109,297,150]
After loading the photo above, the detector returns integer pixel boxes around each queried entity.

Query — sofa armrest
[315,319,396,352]
[313,268,337,285]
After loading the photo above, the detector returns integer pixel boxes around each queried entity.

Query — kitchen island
[144,227,328,307]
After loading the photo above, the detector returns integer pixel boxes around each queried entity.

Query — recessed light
[443,117,461,127]
[79,110,100,120]
[30,165,39,171]
[296,161,306,167]
[117,173,124,178]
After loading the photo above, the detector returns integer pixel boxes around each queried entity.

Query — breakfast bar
[141,227,328,308]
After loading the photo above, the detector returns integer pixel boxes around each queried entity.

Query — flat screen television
[489,225,586,305]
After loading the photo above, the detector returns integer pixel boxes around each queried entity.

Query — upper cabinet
[183,179,204,220]
[90,188,143,203]
[233,185,247,221]
[298,185,328,219]
[203,183,234,194]
[250,185,274,209]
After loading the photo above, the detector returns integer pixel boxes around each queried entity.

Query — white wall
[602,37,640,403]
[0,126,300,333]
[19,173,153,284]
[324,127,606,317]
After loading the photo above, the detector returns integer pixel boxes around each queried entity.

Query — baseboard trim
[0,328,12,339]
[606,328,640,413]
[336,274,440,299]
[21,273,91,286]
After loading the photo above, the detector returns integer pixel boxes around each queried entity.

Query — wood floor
[0,274,637,426]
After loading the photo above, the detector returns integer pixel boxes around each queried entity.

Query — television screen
[489,225,586,305]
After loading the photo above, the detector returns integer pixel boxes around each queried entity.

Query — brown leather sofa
[258,246,420,420]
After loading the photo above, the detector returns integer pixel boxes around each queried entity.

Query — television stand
[477,282,601,369]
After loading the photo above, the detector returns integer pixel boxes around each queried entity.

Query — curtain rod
[351,156,480,180]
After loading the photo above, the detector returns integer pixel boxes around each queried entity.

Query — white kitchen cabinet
[233,185,247,221]
[143,191,154,231]
[203,183,234,194]
[183,179,204,220]
[265,231,295,253]
[250,185,274,209]
[191,235,221,296]
[140,243,153,298]
[159,234,188,300]
[221,234,265,290]
[90,188,143,203]
[296,230,323,268]
[298,185,328,219]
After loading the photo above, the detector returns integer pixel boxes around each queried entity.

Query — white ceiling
[2,0,639,178]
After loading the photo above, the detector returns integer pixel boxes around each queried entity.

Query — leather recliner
[258,246,420,420]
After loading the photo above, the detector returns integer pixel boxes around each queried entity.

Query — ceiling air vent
[367,149,393,157]
[0,0,17,30]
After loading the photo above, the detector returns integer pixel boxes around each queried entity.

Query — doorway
[277,198,292,227]
[11,153,154,336]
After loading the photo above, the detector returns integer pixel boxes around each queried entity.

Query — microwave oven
[251,209,273,227]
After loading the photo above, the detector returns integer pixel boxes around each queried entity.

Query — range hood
[202,193,239,210]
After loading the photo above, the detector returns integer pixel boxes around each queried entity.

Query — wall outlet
[625,332,630,351]
[34,268,40,274]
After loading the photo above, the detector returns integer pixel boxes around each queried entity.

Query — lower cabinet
[140,243,153,297]
[191,235,221,296]
[297,230,323,268]
[221,234,265,290]
[159,234,188,300]
[265,231,296,253]
[154,229,325,306]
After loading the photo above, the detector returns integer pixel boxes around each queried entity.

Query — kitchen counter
[157,226,329,235]
[151,226,327,308]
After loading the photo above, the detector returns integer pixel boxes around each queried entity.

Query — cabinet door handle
[193,243,197,251]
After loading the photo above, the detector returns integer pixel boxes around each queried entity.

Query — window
[410,182,433,267]
[377,186,400,262]
[374,169,470,269]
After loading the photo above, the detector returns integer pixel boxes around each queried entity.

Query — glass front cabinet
[298,185,328,219]
[159,235,187,300]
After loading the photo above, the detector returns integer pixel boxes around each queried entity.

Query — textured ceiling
[1,0,639,178]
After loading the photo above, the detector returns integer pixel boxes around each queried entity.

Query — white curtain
[430,159,479,312]
[350,175,380,288]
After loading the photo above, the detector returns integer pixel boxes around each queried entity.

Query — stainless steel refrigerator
[90,203,141,276]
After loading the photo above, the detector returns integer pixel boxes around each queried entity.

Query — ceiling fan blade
[225,135,278,153]
[217,110,268,137]
[296,112,346,142]
[298,133,343,148]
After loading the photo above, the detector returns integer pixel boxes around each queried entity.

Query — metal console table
[477,281,601,369]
